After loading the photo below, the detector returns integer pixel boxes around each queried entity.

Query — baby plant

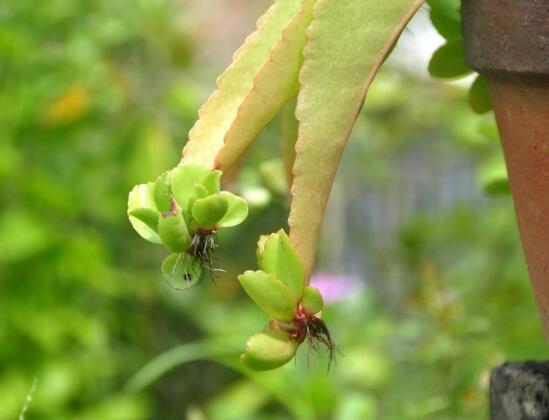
[238,230,334,370]
[128,162,248,287]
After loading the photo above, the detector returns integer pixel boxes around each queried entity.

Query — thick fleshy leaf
[238,270,297,321]
[257,230,304,299]
[469,75,492,114]
[171,163,212,212]
[240,329,297,371]
[203,170,222,194]
[217,191,249,228]
[161,253,202,289]
[214,0,316,170]
[289,0,425,280]
[153,171,172,213]
[191,194,229,229]
[428,40,472,79]
[182,0,316,170]
[128,208,159,233]
[158,202,191,252]
[301,286,323,315]
[128,183,161,244]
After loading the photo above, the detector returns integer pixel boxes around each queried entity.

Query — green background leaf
[428,40,472,79]
[469,75,492,114]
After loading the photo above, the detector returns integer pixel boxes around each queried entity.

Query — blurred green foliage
[0,0,546,419]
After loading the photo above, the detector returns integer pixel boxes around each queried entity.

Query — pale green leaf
[240,329,297,371]
[289,0,424,279]
[217,191,249,228]
[128,183,161,244]
[191,194,229,229]
[153,171,172,213]
[128,208,159,233]
[182,0,316,170]
[238,270,297,321]
[300,286,323,315]
[171,162,212,212]
[257,229,304,299]
[158,203,191,252]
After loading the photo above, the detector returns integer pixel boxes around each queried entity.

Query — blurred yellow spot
[41,85,89,126]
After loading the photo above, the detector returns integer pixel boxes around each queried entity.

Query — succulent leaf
[158,202,191,253]
[191,194,230,229]
[216,191,249,228]
[128,183,161,244]
[238,270,297,321]
[171,163,212,212]
[161,253,202,289]
[203,170,222,194]
[128,208,159,233]
[301,286,323,315]
[240,329,297,371]
[153,171,172,213]
[257,230,304,300]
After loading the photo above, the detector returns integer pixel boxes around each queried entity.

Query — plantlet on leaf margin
[238,229,336,371]
[127,162,248,288]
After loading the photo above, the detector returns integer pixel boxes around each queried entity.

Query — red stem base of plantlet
[272,305,337,369]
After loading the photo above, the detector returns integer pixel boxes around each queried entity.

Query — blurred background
[1,0,546,418]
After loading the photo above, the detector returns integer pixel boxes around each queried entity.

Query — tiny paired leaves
[171,163,219,213]
[238,270,297,321]
[257,230,304,299]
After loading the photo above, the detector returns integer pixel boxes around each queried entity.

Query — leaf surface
[183,0,316,170]
[257,230,304,299]
[238,270,297,321]
[288,0,425,280]
[128,183,161,244]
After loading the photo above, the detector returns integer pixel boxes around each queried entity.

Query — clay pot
[462,0,549,337]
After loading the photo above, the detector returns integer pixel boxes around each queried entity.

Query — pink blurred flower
[310,273,362,304]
